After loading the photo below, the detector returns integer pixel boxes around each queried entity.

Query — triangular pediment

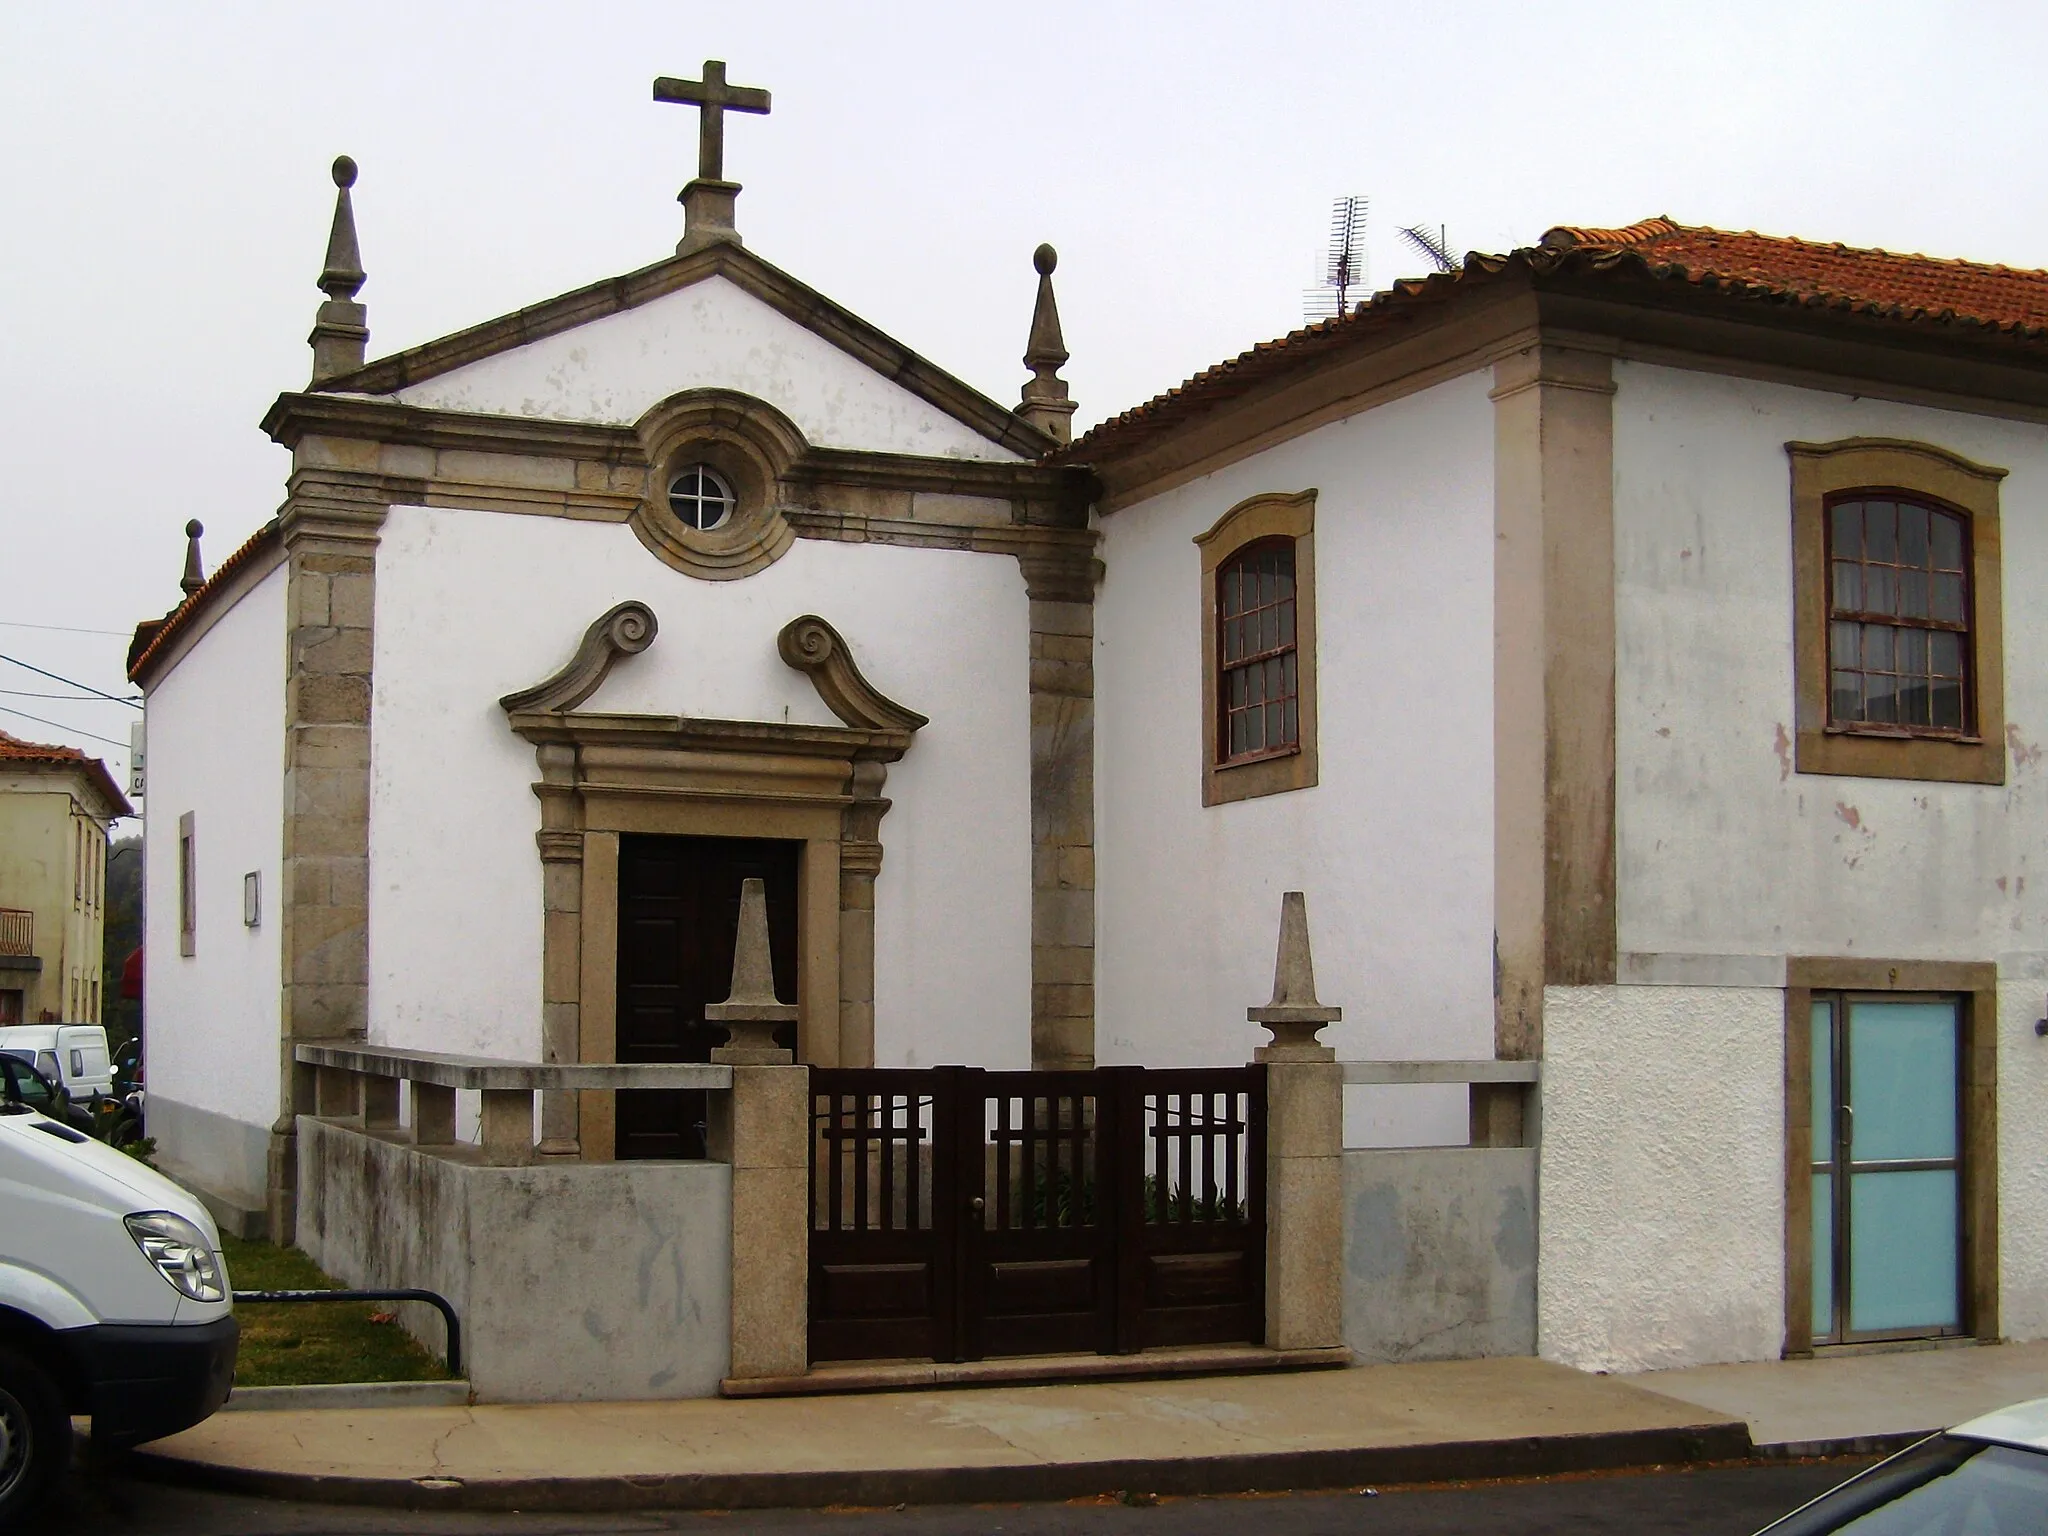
[314,243,1050,462]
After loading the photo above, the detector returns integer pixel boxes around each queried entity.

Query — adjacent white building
[132,85,2048,1383]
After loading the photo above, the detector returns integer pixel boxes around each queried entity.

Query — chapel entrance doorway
[615,833,799,1160]
[1809,994,1966,1343]
[808,1065,1266,1364]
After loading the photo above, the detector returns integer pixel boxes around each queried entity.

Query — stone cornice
[263,394,1095,545]
[506,710,915,769]
[783,511,1097,563]
[787,447,1093,513]
[278,467,398,548]
[264,391,640,464]
[297,241,1057,460]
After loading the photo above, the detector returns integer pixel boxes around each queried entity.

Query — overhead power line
[0,620,133,637]
[0,703,131,751]
[0,652,143,709]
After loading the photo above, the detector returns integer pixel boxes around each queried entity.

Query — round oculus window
[667,465,736,531]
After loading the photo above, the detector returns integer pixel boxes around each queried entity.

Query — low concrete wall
[1343,1146,1537,1363]
[296,1116,733,1401]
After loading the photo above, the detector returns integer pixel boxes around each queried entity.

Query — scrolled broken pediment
[778,615,928,733]
[498,601,659,714]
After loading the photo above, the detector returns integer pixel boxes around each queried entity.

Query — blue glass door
[1810,995,1963,1343]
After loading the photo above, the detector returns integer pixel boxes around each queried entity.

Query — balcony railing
[0,909,31,958]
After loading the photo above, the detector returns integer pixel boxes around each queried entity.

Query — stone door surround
[502,608,923,1160]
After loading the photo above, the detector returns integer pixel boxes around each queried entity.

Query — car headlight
[124,1211,227,1303]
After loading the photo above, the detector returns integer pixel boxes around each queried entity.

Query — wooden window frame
[1789,439,2006,784]
[1195,490,1319,806]
[1782,957,1998,1357]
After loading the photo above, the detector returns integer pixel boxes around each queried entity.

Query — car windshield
[0,1058,57,1110]
[1764,1435,2048,1534]
[0,1048,30,1065]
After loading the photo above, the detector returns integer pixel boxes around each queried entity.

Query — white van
[0,1024,114,1103]
[0,1081,237,1518]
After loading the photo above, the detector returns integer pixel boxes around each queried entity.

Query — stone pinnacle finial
[1248,891,1341,1059]
[309,155,369,384]
[706,878,799,1064]
[1018,243,1077,446]
[179,520,206,597]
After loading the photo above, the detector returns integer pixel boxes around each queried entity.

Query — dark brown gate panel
[808,1069,955,1363]
[1114,1066,1266,1351]
[964,1071,1119,1359]
[809,1063,1266,1365]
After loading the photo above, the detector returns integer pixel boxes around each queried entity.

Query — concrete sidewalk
[1629,1339,2048,1455]
[132,1357,1747,1513]
[133,1342,2048,1513]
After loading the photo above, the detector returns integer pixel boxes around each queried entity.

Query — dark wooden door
[615,834,799,1160]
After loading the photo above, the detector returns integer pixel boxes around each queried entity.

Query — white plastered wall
[1536,361,2048,1368]
[1093,373,1496,1145]
[389,274,1016,463]
[367,504,1033,1070]
[1610,361,2048,965]
[1538,984,1785,1372]
[141,564,287,1189]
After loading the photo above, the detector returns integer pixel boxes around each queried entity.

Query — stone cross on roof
[654,60,770,184]
[653,61,771,253]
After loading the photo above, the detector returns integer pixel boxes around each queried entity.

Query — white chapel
[134,66,2048,1395]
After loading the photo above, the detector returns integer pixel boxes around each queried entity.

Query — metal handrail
[233,1287,462,1375]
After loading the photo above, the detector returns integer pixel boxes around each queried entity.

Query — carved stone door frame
[503,609,924,1159]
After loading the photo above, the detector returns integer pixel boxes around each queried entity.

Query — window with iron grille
[1826,494,1972,735]
[1216,538,1299,763]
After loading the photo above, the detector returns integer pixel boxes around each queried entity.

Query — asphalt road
[25,1459,1865,1535]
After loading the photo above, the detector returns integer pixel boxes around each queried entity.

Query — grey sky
[1,0,2035,788]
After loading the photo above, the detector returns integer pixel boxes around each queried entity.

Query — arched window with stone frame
[1789,438,2006,785]
[1194,490,1320,806]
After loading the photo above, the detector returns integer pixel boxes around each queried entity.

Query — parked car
[0,1025,138,1144]
[1758,1396,2048,1532]
[0,1091,237,1520]
[0,1052,93,1137]
[0,1024,115,1102]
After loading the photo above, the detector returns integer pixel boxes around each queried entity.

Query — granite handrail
[293,1042,732,1091]
[292,1042,733,1164]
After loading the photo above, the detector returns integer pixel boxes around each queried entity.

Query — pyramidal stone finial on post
[179,520,206,597]
[309,155,369,384]
[1018,243,1077,446]
[706,878,799,1064]
[1248,891,1341,1060]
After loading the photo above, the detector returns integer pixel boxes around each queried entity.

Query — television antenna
[1302,196,1369,323]
[1398,223,1457,274]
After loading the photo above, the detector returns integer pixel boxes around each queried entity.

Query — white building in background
[132,66,2048,1382]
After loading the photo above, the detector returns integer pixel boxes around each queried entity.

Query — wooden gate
[808,1065,1265,1364]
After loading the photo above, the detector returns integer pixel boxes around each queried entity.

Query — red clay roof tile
[126,519,282,687]
[0,730,132,818]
